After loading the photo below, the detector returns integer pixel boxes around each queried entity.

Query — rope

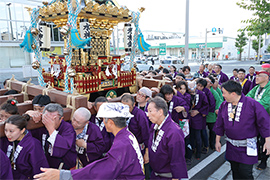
[157,78,170,89]
[42,82,55,95]
[6,74,17,90]
[30,8,46,87]
[130,11,141,70]
[21,78,34,101]
[66,86,81,119]
[64,0,82,93]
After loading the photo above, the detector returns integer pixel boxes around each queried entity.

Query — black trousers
[229,160,254,180]
[258,134,269,161]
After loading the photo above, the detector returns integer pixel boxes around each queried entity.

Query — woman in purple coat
[3,114,49,179]
[0,149,13,180]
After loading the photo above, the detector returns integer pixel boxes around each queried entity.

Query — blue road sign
[212,27,216,32]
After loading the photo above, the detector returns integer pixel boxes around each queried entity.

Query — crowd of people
[0,63,270,180]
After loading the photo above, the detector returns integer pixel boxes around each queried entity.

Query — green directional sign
[159,43,166,55]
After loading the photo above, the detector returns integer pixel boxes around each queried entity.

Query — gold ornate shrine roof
[39,1,132,26]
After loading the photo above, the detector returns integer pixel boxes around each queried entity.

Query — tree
[252,36,264,60]
[266,44,270,53]
[235,32,248,60]
[237,0,270,36]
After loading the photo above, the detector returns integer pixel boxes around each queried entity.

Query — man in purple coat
[147,96,188,179]
[214,80,270,179]
[90,96,114,154]
[34,103,145,180]
[188,80,209,159]
[121,94,150,157]
[71,107,105,167]
[245,66,256,88]
[214,64,229,85]
[230,68,239,81]
[0,148,13,179]
[196,78,216,154]
[237,68,253,95]
[31,103,77,170]
[197,64,208,78]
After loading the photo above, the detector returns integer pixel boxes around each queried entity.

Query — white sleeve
[47,130,59,147]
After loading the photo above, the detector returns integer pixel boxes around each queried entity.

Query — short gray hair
[148,96,168,116]
[104,117,127,128]
[74,107,91,121]
[43,103,63,118]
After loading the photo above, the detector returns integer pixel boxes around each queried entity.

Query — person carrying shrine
[34,103,145,180]
[31,103,77,170]
[71,107,105,167]
[214,80,270,179]
[89,96,114,154]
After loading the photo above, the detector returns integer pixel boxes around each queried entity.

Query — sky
[117,0,255,38]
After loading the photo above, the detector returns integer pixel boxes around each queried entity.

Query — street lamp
[204,28,213,64]
[6,3,14,41]
[184,0,189,66]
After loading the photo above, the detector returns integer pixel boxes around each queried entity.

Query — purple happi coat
[71,127,144,179]
[217,71,229,85]
[77,122,105,167]
[176,91,191,110]
[190,90,209,130]
[90,114,114,153]
[2,131,49,179]
[168,95,189,124]
[149,116,188,179]
[230,76,238,81]
[239,79,253,95]
[214,95,270,164]
[129,106,150,154]
[203,88,216,113]
[245,73,257,88]
[198,71,208,78]
[206,70,216,76]
[31,120,77,169]
[0,149,13,180]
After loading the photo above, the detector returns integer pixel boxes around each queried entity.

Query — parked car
[135,60,154,72]
[152,59,183,71]
[260,54,270,64]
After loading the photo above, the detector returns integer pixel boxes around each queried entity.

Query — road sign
[159,43,166,55]
[212,27,217,33]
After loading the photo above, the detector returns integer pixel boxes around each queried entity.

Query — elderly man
[147,96,188,179]
[34,103,144,180]
[72,107,105,167]
[31,103,77,170]
[214,80,270,179]
[247,70,270,170]
[214,64,229,85]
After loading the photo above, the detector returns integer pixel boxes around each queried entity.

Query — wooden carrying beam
[0,108,72,138]
[142,78,173,89]
[8,81,88,109]
[0,94,24,105]
[0,89,8,96]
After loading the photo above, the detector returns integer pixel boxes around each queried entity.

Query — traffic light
[218,28,223,34]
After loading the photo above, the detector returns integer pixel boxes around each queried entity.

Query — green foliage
[237,0,270,36]
[235,31,248,60]
[252,36,263,59]
[267,44,270,53]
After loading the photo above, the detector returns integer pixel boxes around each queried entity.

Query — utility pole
[7,3,13,41]
[247,36,251,61]
[258,35,261,61]
[204,28,208,64]
[184,0,189,66]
